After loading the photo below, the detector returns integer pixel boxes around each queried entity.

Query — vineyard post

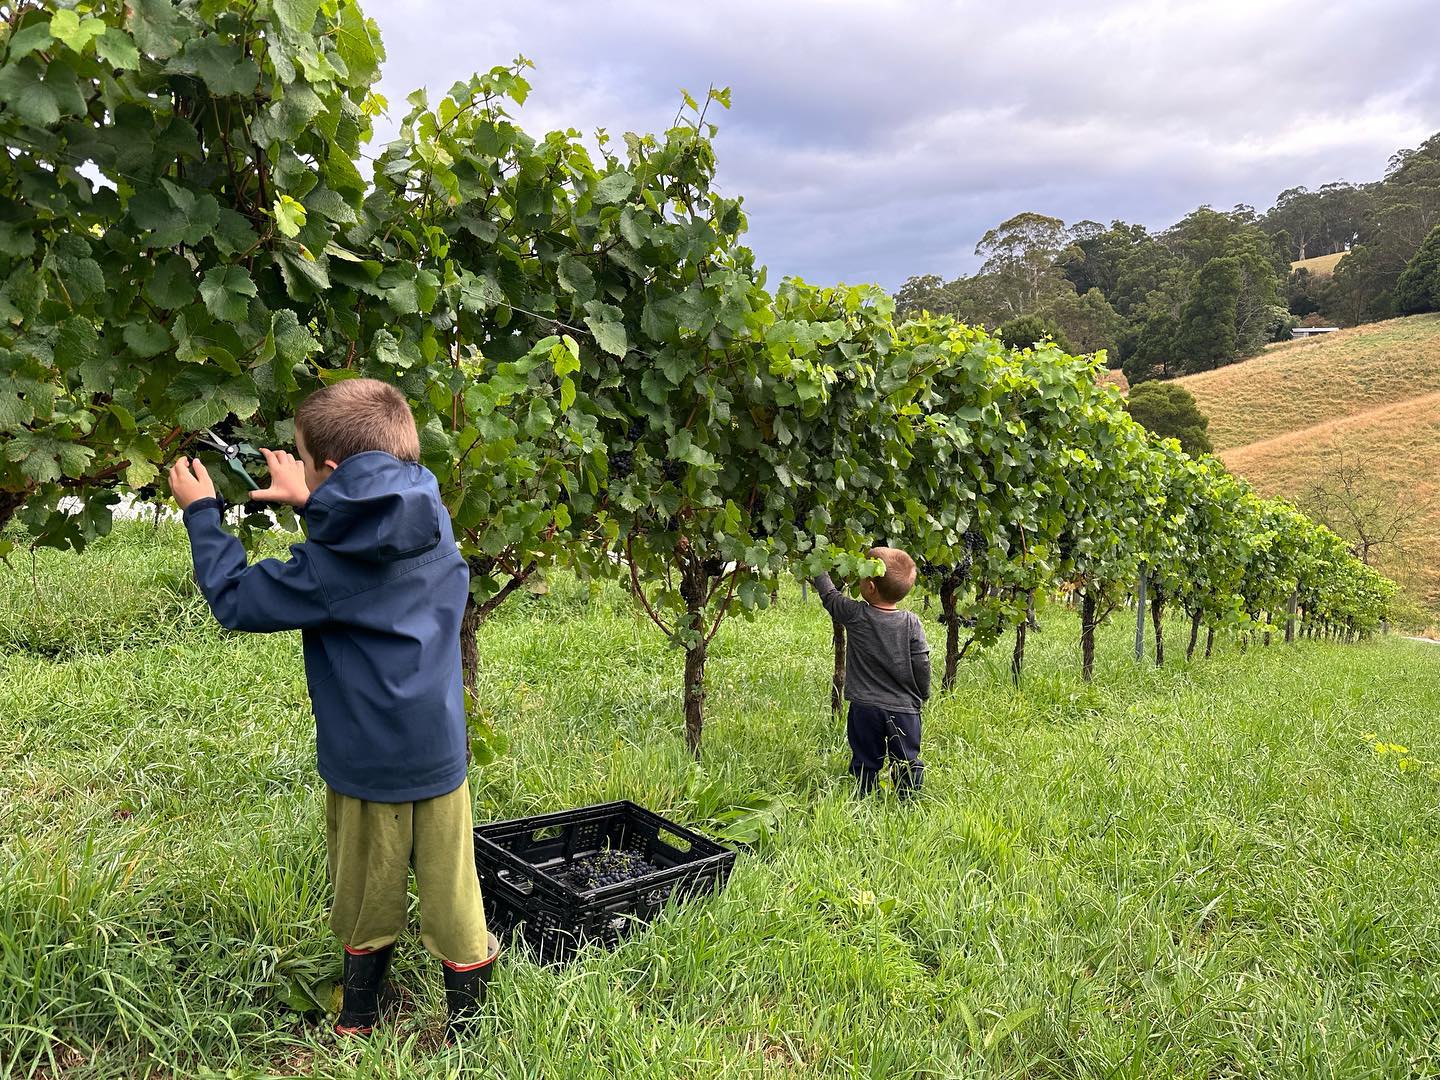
[1285,590,1299,643]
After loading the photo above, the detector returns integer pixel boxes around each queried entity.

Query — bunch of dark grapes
[702,556,726,577]
[135,483,158,502]
[661,459,684,484]
[607,449,634,478]
[626,419,646,443]
[963,529,984,552]
[563,849,658,891]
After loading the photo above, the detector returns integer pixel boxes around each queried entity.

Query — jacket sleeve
[812,573,867,627]
[910,614,932,703]
[181,497,331,632]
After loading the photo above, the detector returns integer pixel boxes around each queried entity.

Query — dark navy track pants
[846,702,923,795]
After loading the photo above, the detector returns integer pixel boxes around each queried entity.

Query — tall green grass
[3,523,1439,1078]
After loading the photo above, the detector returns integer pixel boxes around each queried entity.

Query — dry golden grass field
[1289,251,1348,276]
[1180,315,1440,615]
[1184,314,1440,450]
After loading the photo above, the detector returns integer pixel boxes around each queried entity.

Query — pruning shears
[196,428,265,491]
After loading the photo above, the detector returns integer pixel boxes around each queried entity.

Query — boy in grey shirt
[813,547,931,796]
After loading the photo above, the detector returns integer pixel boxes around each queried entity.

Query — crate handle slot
[657,828,693,853]
[497,868,535,896]
[531,825,564,842]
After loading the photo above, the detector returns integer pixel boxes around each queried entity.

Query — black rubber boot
[335,943,394,1036]
[442,933,500,1044]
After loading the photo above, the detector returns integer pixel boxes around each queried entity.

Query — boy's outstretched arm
[812,572,867,626]
[170,458,331,633]
[911,616,932,702]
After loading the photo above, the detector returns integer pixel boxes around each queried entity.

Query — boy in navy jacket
[168,379,496,1041]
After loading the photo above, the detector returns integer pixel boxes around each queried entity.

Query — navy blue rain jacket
[181,452,469,803]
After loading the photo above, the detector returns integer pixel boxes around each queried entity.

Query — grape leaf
[200,266,258,324]
[145,254,196,309]
[273,0,323,35]
[49,10,106,54]
[0,61,60,126]
[335,4,382,86]
[95,27,141,70]
[127,0,187,60]
[583,301,628,357]
[271,309,319,365]
[122,322,172,358]
[593,171,635,206]
[274,195,307,238]
[6,22,54,61]
[170,37,259,97]
[556,256,595,302]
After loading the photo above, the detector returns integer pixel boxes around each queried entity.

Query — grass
[1289,252,1348,277]
[5,522,1440,1078]
[1180,313,1440,452]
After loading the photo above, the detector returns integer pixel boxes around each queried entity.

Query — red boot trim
[441,955,494,972]
[334,1023,374,1036]
[442,936,501,972]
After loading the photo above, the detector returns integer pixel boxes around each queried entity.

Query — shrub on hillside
[1395,225,1440,315]
[1125,382,1214,456]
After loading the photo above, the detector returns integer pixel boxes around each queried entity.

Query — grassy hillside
[1290,251,1347,276]
[1180,314,1440,612]
[4,524,1440,1078]
[1183,314,1440,451]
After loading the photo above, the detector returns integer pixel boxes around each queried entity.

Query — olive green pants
[325,780,488,966]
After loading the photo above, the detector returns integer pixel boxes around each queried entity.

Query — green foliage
[0,2,1395,745]
[1178,256,1242,368]
[0,0,386,543]
[1039,286,1122,357]
[1395,224,1440,314]
[997,313,1071,352]
[1124,382,1214,456]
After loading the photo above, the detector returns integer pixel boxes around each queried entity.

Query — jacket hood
[302,452,444,561]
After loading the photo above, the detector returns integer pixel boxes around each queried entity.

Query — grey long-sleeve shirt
[813,574,931,711]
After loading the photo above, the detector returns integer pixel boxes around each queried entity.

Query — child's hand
[249,448,311,508]
[168,457,216,510]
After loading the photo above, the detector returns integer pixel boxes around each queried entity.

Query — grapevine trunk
[683,641,707,757]
[1011,618,1027,686]
[940,580,960,691]
[1080,589,1098,682]
[680,555,709,757]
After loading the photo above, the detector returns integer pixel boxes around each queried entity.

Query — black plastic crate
[473,800,735,963]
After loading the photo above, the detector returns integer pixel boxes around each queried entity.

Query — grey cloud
[366,0,1440,288]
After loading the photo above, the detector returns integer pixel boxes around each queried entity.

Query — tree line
[895,132,1440,385]
[0,0,1395,754]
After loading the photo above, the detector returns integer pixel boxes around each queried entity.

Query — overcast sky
[365,0,1440,291]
